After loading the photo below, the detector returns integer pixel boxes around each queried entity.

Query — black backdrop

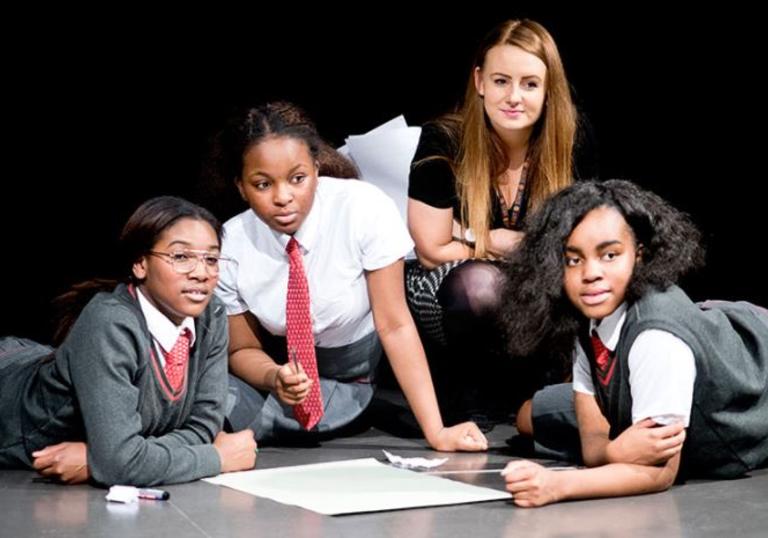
[4,8,765,343]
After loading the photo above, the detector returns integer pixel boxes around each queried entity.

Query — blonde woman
[406,19,580,425]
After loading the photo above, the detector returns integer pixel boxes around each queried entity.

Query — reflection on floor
[2,391,767,538]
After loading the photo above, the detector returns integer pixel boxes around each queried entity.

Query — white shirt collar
[589,303,627,352]
[136,287,196,352]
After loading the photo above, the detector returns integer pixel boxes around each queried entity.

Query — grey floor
[3,393,767,538]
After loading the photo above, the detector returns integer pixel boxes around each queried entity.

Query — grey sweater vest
[585,286,768,479]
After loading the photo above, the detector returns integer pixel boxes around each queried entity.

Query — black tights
[433,261,517,418]
[437,260,504,348]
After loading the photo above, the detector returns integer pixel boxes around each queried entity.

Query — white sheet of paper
[346,125,421,223]
[338,115,420,222]
[382,450,448,469]
[336,115,407,156]
[204,458,511,515]
[354,114,408,136]
[335,115,421,259]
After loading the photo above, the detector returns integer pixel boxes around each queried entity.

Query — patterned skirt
[404,259,465,346]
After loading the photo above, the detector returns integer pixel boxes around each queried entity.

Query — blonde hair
[451,19,577,257]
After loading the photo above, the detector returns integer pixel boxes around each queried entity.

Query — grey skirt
[225,331,382,442]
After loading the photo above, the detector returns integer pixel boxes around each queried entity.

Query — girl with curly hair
[500,180,768,507]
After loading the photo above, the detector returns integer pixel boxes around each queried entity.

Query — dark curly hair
[500,179,705,360]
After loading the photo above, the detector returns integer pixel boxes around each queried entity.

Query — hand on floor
[32,442,90,484]
[429,422,488,452]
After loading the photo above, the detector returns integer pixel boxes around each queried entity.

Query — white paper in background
[346,125,421,223]
[382,450,448,470]
[203,458,510,516]
[339,115,420,214]
[336,115,408,159]
[336,115,422,259]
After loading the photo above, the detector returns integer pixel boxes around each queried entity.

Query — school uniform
[0,283,229,486]
[217,177,413,440]
[533,286,768,478]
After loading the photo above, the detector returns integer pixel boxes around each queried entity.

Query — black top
[408,119,600,232]
[407,121,525,230]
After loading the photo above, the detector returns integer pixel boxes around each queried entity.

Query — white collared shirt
[572,302,697,426]
[216,177,414,347]
[136,287,196,366]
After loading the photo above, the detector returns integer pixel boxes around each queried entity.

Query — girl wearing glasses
[0,196,257,486]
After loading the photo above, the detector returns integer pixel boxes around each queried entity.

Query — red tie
[285,237,324,430]
[590,330,616,386]
[164,328,191,393]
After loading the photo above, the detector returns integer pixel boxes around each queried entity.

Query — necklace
[495,161,529,229]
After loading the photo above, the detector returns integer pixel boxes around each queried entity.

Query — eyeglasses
[148,250,234,276]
